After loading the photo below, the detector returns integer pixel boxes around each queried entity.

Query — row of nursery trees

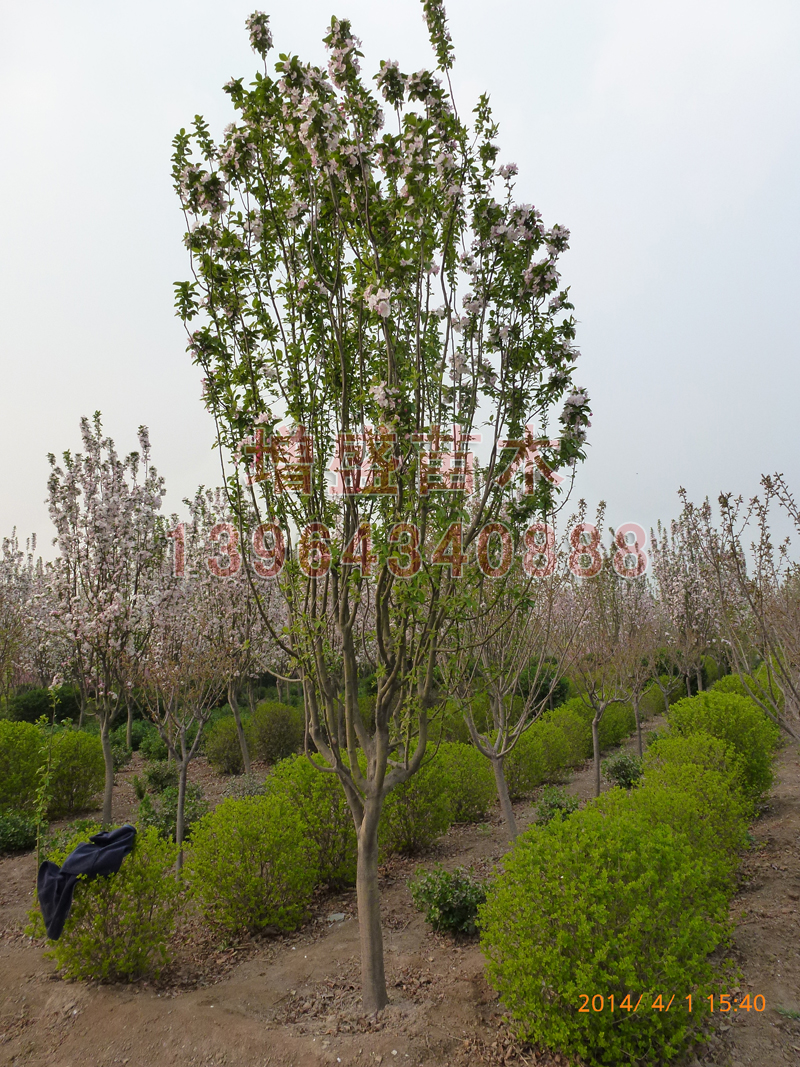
[1,2,799,1014]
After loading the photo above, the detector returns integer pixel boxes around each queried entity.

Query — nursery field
[1,721,799,1067]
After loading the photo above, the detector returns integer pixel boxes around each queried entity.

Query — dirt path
[1,727,798,1067]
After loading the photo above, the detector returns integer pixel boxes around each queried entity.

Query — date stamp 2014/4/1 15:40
[578,993,766,1013]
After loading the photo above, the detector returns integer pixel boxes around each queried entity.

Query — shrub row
[0,721,104,820]
[478,690,779,1066]
[204,700,304,773]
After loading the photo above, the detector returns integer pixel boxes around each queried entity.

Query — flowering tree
[47,415,165,823]
[137,572,228,864]
[0,531,38,703]
[440,526,579,839]
[650,508,722,695]
[173,3,589,1010]
[681,479,800,740]
[181,487,287,774]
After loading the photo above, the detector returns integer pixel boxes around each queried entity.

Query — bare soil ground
[1,726,798,1067]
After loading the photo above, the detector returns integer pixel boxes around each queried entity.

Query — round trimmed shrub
[205,715,245,775]
[643,731,746,796]
[380,759,452,855]
[28,825,180,981]
[437,742,495,822]
[602,752,643,790]
[409,865,486,935]
[598,702,637,749]
[185,794,317,934]
[48,730,105,818]
[479,804,733,1066]
[0,720,42,812]
[248,700,303,764]
[667,692,779,799]
[264,753,357,887]
[504,718,571,800]
[541,704,592,765]
[622,764,750,878]
[0,811,39,853]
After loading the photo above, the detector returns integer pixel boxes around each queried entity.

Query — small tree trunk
[633,696,643,758]
[228,680,252,775]
[175,760,188,872]
[696,665,704,692]
[125,696,133,750]
[356,797,388,1014]
[100,715,115,825]
[491,755,518,840]
[247,680,257,717]
[78,686,86,729]
[275,677,284,702]
[591,714,601,798]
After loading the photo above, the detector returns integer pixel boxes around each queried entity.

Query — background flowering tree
[681,478,800,740]
[173,3,589,1010]
[47,415,165,823]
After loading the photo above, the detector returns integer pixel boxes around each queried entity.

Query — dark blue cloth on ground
[37,824,137,940]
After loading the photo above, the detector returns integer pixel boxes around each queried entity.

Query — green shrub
[8,685,80,724]
[643,731,746,796]
[137,783,208,842]
[380,759,452,855]
[535,786,580,825]
[111,739,132,770]
[599,702,637,749]
[602,752,643,790]
[139,727,168,762]
[504,718,572,800]
[48,730,105,818]
[0,720,42,812]
[0,811,38,852]
[436,742,495,823]
[28,825,180,981]
[541,704,592,765]
[185,794,316,935]
[142,760,178,793]
[205,715,246,775]
[625,765,750,879]
[479,803,734,1066]
[409,866,486,935]
[668,692,779,799]
[264,753,356,887]
[110,719,152,752]
[222,773,266,800]
[248,700,303,764]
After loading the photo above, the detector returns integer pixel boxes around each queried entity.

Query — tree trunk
[356,797,388,1014]
[100,715,115,825]
[125,696,133,750]
[247,680,257,717]
[696,665,704,692]
[591,714,601,798]
[276,677,284,702]
[228,680,252,775]
[175,760,188,872]
[491,755,518,840]
[633,696,643,758]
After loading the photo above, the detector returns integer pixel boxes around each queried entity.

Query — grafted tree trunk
[633,695,643,758]
[491,755,518,840]
[99,714,114,825]
[228,680,252,775]
[356,796,387,1014]
[591,714,602,798]
[175,758,188,872]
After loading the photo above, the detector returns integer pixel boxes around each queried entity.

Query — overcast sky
[1,0,798,555]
